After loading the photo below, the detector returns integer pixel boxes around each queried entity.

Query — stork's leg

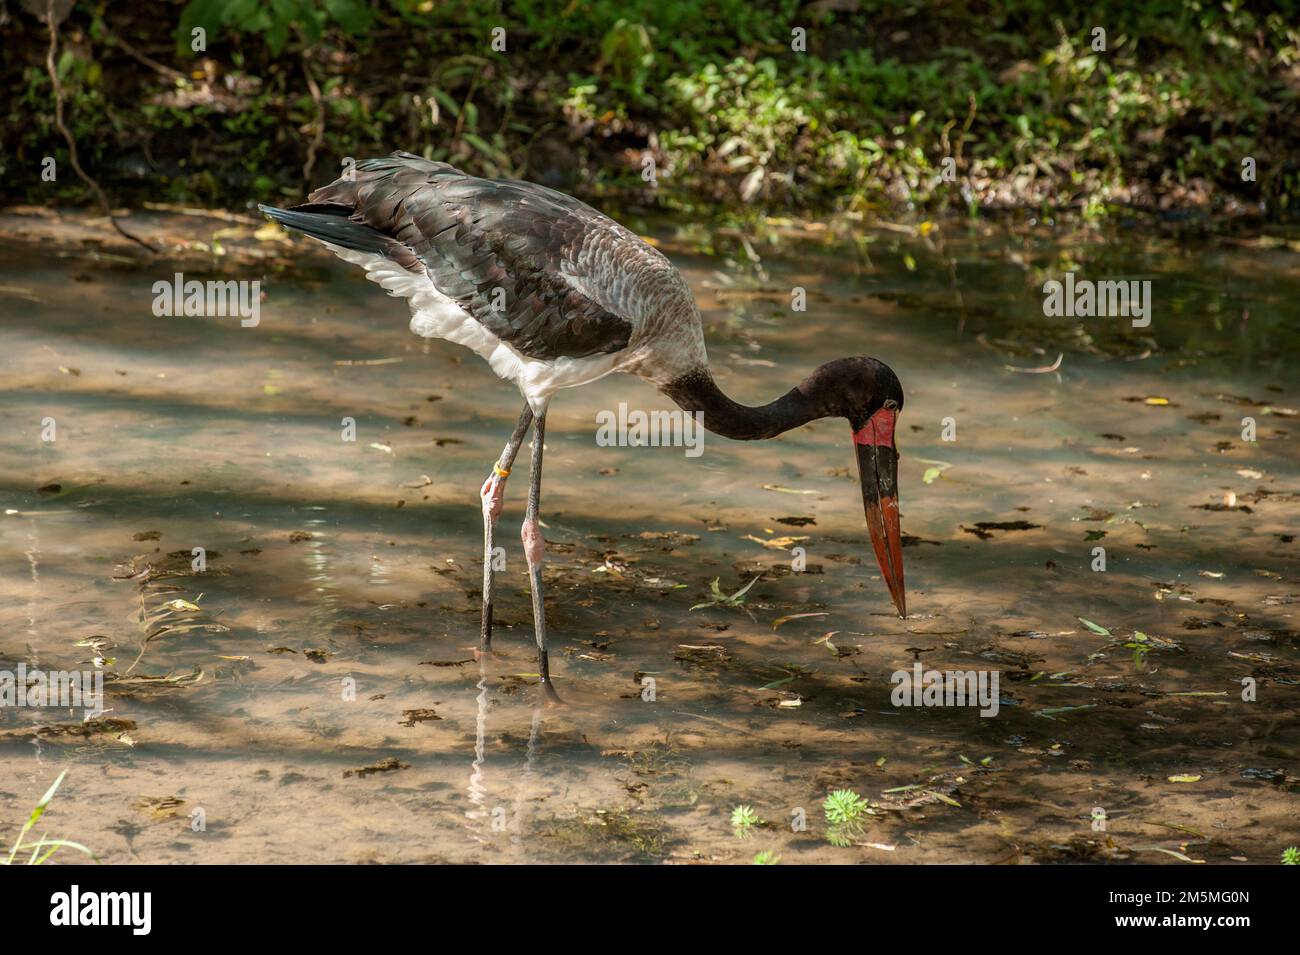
[521,409,559,701]
[479,403,534,653]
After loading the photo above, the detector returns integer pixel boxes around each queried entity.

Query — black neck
[661,368,823,441]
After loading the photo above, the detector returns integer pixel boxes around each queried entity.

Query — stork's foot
[536,646,563,704]
[521,516,559,702]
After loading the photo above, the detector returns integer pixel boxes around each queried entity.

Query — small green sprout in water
[1283,846,1300,866]
[691,576,761,616]
[1124,631,1151,670]
[753,850,781,865]
[731,804,760,840]
[3,769,95,866]
[824,788,870,847]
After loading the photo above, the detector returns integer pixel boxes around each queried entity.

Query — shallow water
[1,219,1297,864]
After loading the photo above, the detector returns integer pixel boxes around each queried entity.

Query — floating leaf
[772,612,828,630]
[1131,845,1204,863]
[742,534,809,549]
[917,458,952,484]
[1034,703,1098,719]
[762,484,817,495]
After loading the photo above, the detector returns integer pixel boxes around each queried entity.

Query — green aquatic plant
[823,788,870,848]
[1283,846,1299,865]
[690,576,760,614]
[1125,631,1151,671]
[3,769,95,866]
[730,804,759,840]
[752,850,781,865]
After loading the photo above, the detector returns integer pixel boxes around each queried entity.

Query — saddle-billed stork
[260,151,906,700]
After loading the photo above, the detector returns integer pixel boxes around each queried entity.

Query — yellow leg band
[493,463,510,478]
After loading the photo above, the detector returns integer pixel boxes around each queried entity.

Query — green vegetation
[730,804,760,839]
[690,575,760,614]
[2,1,1297,220]
[1284,846,1300,865]
[540,808,668,860]
[3,770,96,866]
[1125,631,1151,671]
[823,788,870,847]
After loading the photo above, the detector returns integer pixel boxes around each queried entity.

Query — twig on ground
[1005,353,1064,374]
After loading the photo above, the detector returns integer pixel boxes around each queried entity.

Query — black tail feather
[257,203,390,256]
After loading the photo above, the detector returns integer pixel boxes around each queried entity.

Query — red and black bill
[852,404,906,617]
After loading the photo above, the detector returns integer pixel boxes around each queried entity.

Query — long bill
[853,406,906,617]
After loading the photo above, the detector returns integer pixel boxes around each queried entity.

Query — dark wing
[261,152,634,361]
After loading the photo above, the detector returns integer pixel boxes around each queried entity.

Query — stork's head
[804,357,907,617]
